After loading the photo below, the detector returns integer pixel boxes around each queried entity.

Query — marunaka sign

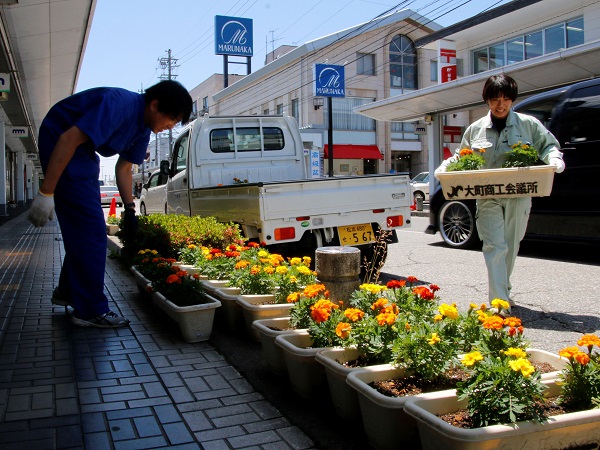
[214,15,253,57]
[313,64,345,98]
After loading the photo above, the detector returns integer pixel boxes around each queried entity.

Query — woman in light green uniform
[436,74,565,312]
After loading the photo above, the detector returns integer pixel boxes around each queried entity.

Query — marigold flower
[438,303,459,320]
[344,308,365,322]
[303,256,311,266]
[491,298,511,311]
[310,299,338,323]
[289,257,302,266]
[482,315,504,330]
[335,322,352,339]
[503,347,527,359]
[427,333,441,345]
[257,250,269,258]
[575,352,590,365]
[509,358,535,378]
[559,346,581,360]
[359,283,387,294]
[209,248,222,254]
[276,266,288,274]
[429,284,440,292]
[371,298,389,311]
[462,351,483,366]
[376,311,397,326]
[469,303,479,310]
[386,279,406,289]
[407,276,418,284]
[303,284,328,298]
[459,148,473,156]
[405,322,411,331]
[166,274,180,284]
[503,317,522,328]
[263,266,275,275]
[433,314,443,322]
[235,260,250,269]
[577,334,600,349]
[296,266,312,276]
[287,292,301,303]
[413,286,435,300]
[250,266,261,275]
[289,276,297,283]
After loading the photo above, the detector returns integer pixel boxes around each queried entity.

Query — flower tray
[436,165,556,200]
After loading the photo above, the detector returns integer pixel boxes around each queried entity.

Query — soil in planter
[370,361,557,398]
[439,397,579,429]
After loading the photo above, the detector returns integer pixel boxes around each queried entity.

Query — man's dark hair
[482,74,518,102]
[145,80,193,124]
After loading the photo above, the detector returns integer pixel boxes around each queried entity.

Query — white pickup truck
[159,115,412,260]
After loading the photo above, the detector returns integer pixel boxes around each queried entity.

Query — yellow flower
[275,266,288,274]
[433,314,443,322]
[438,303,459,320]
[289,257,302,266]
[359,283,388,294]
[296,265,312,276]
[427,333,441,345]
[508,358,535,378]
[258,250,269,258]
[462,351,484,367]
[491,298,510,311]
[263,266,275,275]
[502,347,527,359]
[302,256,312,266]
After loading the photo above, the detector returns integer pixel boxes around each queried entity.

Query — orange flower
[335,322,352,339]
[503,317,522,328]
[287,292,301,303]
[371,298,389,311]
[559,346,581,359]
[413,286,435,300]
[303,284,328,299]
[482,315,504,330]
[407,276,419,284]
[310,299,338,323]
[386,279,406,289]
[376,311,397,326]
[344,308,365,322]
[166,274,180,284]
[575,352,591,365]
[577,334,600,348]
[459,148,473,156]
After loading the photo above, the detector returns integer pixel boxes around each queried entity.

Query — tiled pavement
[0,212,330,450]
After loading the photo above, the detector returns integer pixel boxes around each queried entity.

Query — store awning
[323,144,383,159]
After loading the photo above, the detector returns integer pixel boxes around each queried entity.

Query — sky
[78,0,512,177]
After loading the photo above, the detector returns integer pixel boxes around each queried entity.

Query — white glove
[549,157,565,174]
[434,157,455,177]
[28,192,55,227]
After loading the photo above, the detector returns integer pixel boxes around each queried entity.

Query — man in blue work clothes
[28,80,192,328]
[436,74,564,314]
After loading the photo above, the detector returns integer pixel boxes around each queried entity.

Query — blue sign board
[215,15,253,57]
[313,64,345,97]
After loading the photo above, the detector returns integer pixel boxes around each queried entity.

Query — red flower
[386,279,406,289]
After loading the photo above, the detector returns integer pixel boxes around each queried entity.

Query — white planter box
[404,379,600,450]
[274,331,330,399]
[213,287,243,332]
[172,262,207,278]
[315,347,365,423]
[252,317,305,376]
[151,291,221,343]
[236,294,292,341]
[106,223,119,236]
[436,165,555,200]
[200,279,230,296]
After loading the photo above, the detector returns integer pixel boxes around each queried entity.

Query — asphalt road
[381,215,600,354]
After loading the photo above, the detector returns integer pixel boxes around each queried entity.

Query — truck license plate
[338,224,375,246]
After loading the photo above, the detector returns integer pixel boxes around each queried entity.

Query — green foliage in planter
[121,214,244,258]
[502,141,542,168]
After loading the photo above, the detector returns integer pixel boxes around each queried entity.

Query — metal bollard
[416,196,424,211]
[315,246,361,307]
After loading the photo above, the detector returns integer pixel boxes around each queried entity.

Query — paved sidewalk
[0,212,327,450]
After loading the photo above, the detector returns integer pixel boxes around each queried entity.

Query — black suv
[426,77,600,248]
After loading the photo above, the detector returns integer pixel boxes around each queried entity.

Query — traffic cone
[108,197,117,217]
[410,198,416,211]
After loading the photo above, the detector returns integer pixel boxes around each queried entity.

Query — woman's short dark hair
[145,80,193,124]
[482,74,518,102]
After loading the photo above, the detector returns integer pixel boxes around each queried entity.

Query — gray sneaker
[71,311,130,328]
[51,288,73,307]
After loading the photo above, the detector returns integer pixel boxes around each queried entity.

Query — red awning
[323,144,383,160]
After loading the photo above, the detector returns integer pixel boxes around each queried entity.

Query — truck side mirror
[160,160,170,177]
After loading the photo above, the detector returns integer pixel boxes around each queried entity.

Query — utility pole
[158,49,179,155]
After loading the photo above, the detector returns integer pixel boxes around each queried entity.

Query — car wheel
[140,202,147,216]
[437,200,479,249]
[413,191,425,202]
